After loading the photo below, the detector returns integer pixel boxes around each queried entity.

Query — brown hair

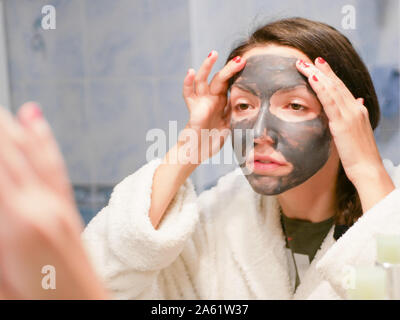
[226,17,380,226]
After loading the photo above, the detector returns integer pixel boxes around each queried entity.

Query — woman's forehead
[244,54,298,69]
[232,55,309,96]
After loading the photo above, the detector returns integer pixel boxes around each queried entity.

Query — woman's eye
[236,103,251,111]
[289,103,306,111]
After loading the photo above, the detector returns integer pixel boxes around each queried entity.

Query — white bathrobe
[82,158,400,300]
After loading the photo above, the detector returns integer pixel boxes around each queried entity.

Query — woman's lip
[252,155,286,166]
[252,160,284,173]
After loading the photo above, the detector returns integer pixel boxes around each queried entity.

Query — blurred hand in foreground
[0,102,109,299]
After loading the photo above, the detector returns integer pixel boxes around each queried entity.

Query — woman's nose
[253,107,277,146]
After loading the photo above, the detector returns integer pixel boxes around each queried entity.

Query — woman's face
[230,45,332,195]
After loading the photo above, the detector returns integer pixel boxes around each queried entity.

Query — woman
[81,17,399,299]
[0,17,399,299]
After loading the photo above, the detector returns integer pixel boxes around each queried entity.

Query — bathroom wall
[4,0,399,224]
[4,0,191,223]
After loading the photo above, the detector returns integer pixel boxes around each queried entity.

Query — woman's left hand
[296,57,395,212]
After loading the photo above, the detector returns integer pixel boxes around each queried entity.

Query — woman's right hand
[181,51,246,164]
[149,52,245,229]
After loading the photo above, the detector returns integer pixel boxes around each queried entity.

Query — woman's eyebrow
[274,84,316,97]
[231,83,258,96]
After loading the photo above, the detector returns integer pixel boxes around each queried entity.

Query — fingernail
[208,51,213,58]
[312,75,318,82]
[360,98,364,104]
[30,105,43,120]
[233,56,241,63]
[21,104,42,124]
[299,60,309,67]
[317,57,326,64]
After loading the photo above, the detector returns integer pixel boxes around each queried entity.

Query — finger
[0,164,16,203]
[183,68,195,102]
[209,55,246,95]
[296,60,344,121]
[17,102,73,201]
[194,50,218,95]
[314,57,354,100]
[0,106,37,186]
[354,97,369,119]
[315,57,365,118]
[0,108,20,196]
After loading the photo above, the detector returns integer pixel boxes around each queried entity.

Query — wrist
[350,164,395,212]
[163,143,199,178]
[350,162,390,188]
[174,127,206,166]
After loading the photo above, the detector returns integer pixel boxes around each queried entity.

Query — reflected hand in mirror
[0,102,108,299]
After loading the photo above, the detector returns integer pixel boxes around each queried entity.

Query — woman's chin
[246,174,286,195]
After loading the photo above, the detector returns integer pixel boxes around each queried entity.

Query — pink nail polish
[233,56,241,63]
[30,105,42,120]
[317,57,326,64]
[208,51,212,58]
[312,75,318,82]
[302,61,310,68]
[360,98,364,104]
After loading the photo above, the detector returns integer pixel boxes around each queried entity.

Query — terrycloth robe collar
[224,176,400,299]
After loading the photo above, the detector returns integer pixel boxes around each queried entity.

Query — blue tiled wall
[4,0,399,224]
[5,0,191,223]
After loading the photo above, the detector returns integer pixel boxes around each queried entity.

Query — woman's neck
[277,151,339,223]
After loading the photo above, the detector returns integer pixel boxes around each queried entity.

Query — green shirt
[280,212,334,292]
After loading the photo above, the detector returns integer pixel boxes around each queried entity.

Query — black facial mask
[230,54,331,195]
